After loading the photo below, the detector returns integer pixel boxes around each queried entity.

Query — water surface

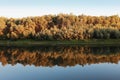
[0,46,120,80]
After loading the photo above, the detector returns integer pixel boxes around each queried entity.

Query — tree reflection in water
[0,46,120,67]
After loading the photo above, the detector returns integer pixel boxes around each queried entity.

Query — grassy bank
[0,39,120,46]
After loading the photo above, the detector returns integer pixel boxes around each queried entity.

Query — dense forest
[0,46,120,67]
[0,14,120,40]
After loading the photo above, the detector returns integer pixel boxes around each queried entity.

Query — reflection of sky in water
[0,62,120,80]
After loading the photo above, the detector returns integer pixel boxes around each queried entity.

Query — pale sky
[0,0,120,18]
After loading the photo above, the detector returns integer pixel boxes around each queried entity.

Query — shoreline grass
[0,39,120,46]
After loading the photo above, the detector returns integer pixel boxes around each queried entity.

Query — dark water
[0,45,120,80]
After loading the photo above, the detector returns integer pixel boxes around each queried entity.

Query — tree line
[0,14,120,40]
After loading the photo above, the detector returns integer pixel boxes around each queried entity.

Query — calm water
[0,46,120,80]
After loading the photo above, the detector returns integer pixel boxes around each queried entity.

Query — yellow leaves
[23,30,30,37]
[0,31,3,36]
[0,14,119,40]
[11,32,18,39]
[17,25,24,33]
[0,17,6,28]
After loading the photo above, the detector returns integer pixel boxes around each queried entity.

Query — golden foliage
[0,14,120,39]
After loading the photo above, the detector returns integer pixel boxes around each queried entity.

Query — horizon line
[0,13,120,18]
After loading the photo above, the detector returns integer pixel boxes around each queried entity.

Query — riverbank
[0,39,120,46]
